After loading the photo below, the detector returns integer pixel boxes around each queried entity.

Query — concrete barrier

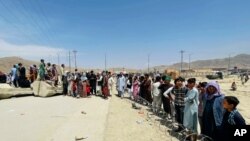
[0,84,33,99]
[32,81,63,97]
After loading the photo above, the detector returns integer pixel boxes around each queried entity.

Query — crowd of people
[5,59,247,141]
[134,76,246,141]
[116,74,247,141]
[7,59,59,88]
[8,63,31,88]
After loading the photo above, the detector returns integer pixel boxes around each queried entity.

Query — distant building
[211,68,227,72]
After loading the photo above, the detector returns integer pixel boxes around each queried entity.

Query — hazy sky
[0,0,250,69]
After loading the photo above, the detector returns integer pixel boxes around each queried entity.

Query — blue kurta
[117,76,126,92]
[11,67,17,81]
[183,87,199,132]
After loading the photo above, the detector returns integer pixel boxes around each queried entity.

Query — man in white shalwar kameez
[117,73,126,98]
[183,78,199,133]
[59,64,65,85]
[152,76,162,113]
[108,73,117,95]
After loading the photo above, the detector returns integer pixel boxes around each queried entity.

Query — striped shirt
[171,87,188,106]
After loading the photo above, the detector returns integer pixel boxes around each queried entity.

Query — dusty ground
[0,95,110,141]
[104,95,176,141]
[0,94,178,141]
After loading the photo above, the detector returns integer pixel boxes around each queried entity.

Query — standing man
[89,70,97,95]
[169,77,188,132]
[18,63,27,87]
[18,63,26,79]
[152,76,162,113]
[59,64,65,84]
[197,82,207,133]
[29,65,35,83]
[62,71,69,96]
[108,73,116,96]
[183,78,199,133]
[160,75,174,119]
[102,71,109,99]
[52,64,59,86]
[144,74,152,103]
[39,59,45,81]
[97,72,103,95]
[33,65,38,81]
[117,72,126,98]
[10,64,18,87]
[126,75,133,99]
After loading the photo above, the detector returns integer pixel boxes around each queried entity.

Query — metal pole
[69,51,71,72]
[228,54,231,74]
[73,50,77,69]
[180,50,184,72]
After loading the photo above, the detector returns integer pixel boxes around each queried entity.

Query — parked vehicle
[206,71,223,79]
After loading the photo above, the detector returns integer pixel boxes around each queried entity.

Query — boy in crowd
[183,78,199,133]
[197,82,207,133]
[169,77,188,132]
[152,76,162,114]
[218,96,246,140]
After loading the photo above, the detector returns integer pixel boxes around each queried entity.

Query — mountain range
[0,54,250,73]
[148,54,250,72]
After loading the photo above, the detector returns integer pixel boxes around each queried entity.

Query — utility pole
[73,50,77,70]
[180,50,184,73]
[69,51,71,72]
[228,54,231,74]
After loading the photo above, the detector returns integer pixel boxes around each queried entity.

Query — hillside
[1,54,250,73]
[150,54,250,72]
[0,57,137,73]
[0,57,39,73]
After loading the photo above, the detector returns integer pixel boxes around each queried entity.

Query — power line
[69,51,71,72]
[17,0,53,45]
[36,0,57,39]
[27,0,55,44]
[0,15,36,44]
[73,50,77,70]
[7,0,48,44]
[0,0,42,44]
[0,0,55,46]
